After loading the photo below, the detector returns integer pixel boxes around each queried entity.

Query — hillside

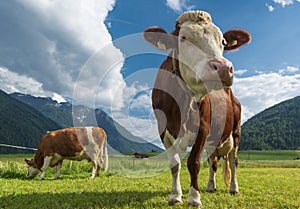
[240,96,300,150]
[11,93,163,153]
[0,90,61,153]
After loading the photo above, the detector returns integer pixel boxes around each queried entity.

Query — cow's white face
[27,166,40,178]
[178,20,232,100]
[25,159,40,178]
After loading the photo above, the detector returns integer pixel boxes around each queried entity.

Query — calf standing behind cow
[25,127,108,180]
[144,10,250,208]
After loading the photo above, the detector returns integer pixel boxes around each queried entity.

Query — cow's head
[143,10,250,100]
[25,159,40,178]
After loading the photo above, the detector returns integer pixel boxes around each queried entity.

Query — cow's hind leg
[39,156,52,180]
[96,150,104,177]
[229,146,239,194]
[164,131,183,206]
[90,154,98,178]
[54,161,62,179]
[206,155,218,193]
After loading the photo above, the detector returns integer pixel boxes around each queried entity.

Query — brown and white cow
[25,127,108,180]
[143,11,250,207]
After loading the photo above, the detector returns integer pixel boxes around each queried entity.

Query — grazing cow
[143,11,250,207]
[25,127,108,180]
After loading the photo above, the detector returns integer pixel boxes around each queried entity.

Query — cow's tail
[223,155,231,188]
[103,137,108,171]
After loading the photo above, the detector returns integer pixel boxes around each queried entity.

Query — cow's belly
[49,151,86,167]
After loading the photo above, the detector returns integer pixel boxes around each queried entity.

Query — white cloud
[279,65,299,74]
[166,0,193,12]
[0,0,125,109]
[273,0,294,7]
[235,69,248,76]
[266,3,275,11]
[0,67,46,96]
[110,84,161,145]
[267,0,300,11]
[232,68,300,123]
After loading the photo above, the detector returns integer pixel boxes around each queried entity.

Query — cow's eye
[179,36,187,43]
[222,39,228,46]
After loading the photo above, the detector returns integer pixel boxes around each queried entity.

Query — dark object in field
[133,152,149,159]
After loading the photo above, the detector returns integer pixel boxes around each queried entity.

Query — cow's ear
[223,29,251,51]
[25,159,30,165]
[143,26,176,51]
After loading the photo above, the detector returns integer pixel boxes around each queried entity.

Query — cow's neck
[34,149,44,169]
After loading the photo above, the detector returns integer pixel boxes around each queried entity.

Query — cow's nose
[209,60,234,77]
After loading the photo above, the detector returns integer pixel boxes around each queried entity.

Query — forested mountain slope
[240,96,300,150]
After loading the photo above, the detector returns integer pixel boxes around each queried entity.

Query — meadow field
[0,150,299,209]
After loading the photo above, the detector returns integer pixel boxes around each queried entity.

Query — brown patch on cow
[33,128,85,168]
[212,157,218,172]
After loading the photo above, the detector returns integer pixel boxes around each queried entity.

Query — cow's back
[38,128,84,157]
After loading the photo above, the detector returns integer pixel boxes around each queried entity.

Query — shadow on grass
[0,190,167,208]
[0,171,27,179]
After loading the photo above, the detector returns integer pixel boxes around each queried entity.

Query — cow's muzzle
[209,59,234,87]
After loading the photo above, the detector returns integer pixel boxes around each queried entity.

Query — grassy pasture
[0,150,299,209]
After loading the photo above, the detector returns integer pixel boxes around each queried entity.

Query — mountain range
[1,89,299,153]
[0,90,163,153]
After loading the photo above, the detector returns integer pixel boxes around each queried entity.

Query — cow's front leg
[206,155,218,193]
[164,131,183,205]
[54,161,62,179]
[39,156,52,180]
[187,124,207,208]
[187,151,202,208]
[229,146,239,194]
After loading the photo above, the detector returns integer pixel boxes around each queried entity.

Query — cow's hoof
[38,178,44,181]
[188,201,202,208]
[206,188,217,193]
[230,190,238,195]
[168,199,183,206]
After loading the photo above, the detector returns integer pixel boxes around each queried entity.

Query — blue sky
[0,0,299,146]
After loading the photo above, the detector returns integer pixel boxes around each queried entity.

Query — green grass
[0,151,300,209]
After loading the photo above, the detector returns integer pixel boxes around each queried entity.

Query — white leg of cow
[54,161,62,179]
[90,154,98,178]
[164,131,183,205]
[39,156,52,180]
[229,146,239,194]
[96,150,103,177]
[206,156,217,192]
[188,186,201,208]
[169,151,183,205]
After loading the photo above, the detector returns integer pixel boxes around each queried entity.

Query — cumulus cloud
[0,0,127,109]
[166,0,193,12]
[0,67,45,96]
[273,0,294,7]
[266,0,300,11]
[232,67,300,123]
